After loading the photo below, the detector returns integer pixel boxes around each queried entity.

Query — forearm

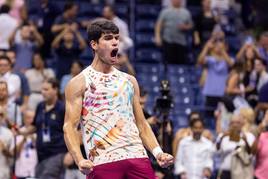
[63,123,84,165]
[197,47,209,65]
[33,31,44,47]
[139,121,160,154]
[51,24,66,34]
[75,31,86,50]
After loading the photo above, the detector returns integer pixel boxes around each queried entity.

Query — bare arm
[31,26,44,47]
[51,28,68,49]
[154,20,163,46]
[225,73,241,95]
[51,23,68,34]
[74,30,87,50]
[197,41,213,66]
[63,74,93,174]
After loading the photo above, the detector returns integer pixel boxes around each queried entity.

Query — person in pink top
[63,19,173,179]
[254,110,268,179]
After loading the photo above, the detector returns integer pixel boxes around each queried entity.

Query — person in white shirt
[175,117,214,179]
[0,55,21,103]
[216,114,255,179]
[102,5,135,76]
[0,4,18,50]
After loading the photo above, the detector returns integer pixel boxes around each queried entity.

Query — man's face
[103,7,113,20]
[92,33,120,65]
[172,0,182,7]
[21,25,31,40]
[68,5,78,18]
[0,83,8,101]
[0,59,10,75]
[71,63,82,76]
[191,120,204,140]
[261,36,268,50]
[41,82,57,102]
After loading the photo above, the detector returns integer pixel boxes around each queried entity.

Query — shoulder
[201,136,213,146]
[65,72,86,98]
[180,136,192,145]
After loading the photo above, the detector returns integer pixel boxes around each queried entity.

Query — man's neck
[45,98,57,111]
[91,57,114,74]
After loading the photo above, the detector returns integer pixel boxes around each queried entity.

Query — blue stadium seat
[135,33,155,47]
[135,20,155,32]
[135,48,162,63]
[136,5,160,19]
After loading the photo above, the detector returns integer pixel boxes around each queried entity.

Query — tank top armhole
[82,67,90,88]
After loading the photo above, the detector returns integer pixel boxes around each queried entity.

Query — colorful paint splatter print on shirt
[81,66,147,166]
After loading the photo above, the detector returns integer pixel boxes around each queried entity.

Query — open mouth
[111,48,118,58]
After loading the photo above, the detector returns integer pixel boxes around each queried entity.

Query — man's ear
[90,40,97,51]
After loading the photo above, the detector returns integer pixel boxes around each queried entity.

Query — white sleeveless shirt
[81,66,147,166]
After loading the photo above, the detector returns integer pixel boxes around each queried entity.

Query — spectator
[0,55,21,103]
[15,110,38,179]
[236,40,260,105]
[5,49,30,110]
[253,110,268,179]
[60,60,83,96]
[239,107,258,137]
[155,0,193,65]
[0,104,14,179]
[172,112,213,156]
[51,1,79,34]
[216,114,255,179]
[197,34,233,117]
[25,52,55,111]
[0,80,22,129]
[194,0,217,46]
[19,78,67,179]
[35,0,60,57]
[0,4,18,50]
[9,22,44,72]
[51,25,86,79]
[0,0,25,22]
[258,32,268,64]
[174,117,214,179]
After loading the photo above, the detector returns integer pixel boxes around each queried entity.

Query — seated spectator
[0,55,21,103]
[25,52,55,111]
[197,32,233,117]
[15,110,38,179]
[174,117,214,179]
[51,25,86,79]
[9,22,44,72]
[60,60,83,97]
[0,4,18,50]
[51,1,79,34]
[172,111,213,156]
[216,114,255,179]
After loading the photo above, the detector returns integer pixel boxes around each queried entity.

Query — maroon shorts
[87,158,156,179]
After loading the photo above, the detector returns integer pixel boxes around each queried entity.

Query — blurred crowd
[0,0,268,179]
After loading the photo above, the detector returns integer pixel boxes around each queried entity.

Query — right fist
[78,159,94,175]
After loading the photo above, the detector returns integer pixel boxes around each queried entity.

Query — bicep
[64,76,85,127]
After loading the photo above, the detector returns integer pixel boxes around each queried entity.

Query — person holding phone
[216,114,255,179]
